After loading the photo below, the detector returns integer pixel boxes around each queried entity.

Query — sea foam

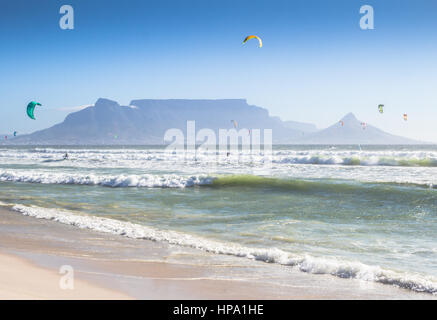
[0,170,214,188]
[8,203,437,295]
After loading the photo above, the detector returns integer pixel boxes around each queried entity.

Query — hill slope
[295,113,421,144]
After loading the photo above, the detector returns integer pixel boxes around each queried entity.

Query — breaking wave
[0,170,435,191]
[6,203,437,295]
[2,148,437,168]
[0,170,214,188]
[274,156,437,167]
[210,174,437,190]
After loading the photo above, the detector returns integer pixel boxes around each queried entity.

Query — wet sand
[0,207,435,300]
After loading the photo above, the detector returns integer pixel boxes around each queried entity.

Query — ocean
[0,145,436,294]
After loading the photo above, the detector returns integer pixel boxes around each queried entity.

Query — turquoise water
[1,145,437,293]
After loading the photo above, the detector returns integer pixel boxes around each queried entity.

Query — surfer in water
[63,152,69,160]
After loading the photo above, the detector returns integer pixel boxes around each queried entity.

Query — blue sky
[1,0,437,141]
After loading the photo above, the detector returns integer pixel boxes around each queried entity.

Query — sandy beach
[0,206,435,300]
[0,253,130,299]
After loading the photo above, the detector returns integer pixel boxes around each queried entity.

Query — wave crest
[0,170,214,188]
[275,156,437,167]
[7,203,437,295]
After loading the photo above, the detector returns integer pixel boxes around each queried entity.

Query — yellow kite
[243,35,262,48]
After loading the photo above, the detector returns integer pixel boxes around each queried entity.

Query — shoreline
[0,206,435,300]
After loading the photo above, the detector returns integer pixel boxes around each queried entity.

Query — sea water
[0,145,436,294]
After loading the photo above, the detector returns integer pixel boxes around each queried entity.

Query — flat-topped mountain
[10,98,313,145]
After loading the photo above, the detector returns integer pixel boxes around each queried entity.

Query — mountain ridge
[7,98,424,145]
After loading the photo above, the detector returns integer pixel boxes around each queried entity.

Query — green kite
[27,101,42,120]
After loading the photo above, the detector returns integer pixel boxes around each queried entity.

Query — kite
[243,35,262,48]
[27,101,42,120]
[231,120,238,128]
[378,104,384,114]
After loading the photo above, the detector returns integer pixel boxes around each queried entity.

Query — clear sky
[1,0,437,142]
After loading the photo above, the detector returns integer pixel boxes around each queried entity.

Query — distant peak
[341,112,358,121]
[94,98,120,108]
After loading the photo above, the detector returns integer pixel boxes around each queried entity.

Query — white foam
[0,170,214,188]
[9,203,437,295]
[2,148,437,168]
[274,155,437,167]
